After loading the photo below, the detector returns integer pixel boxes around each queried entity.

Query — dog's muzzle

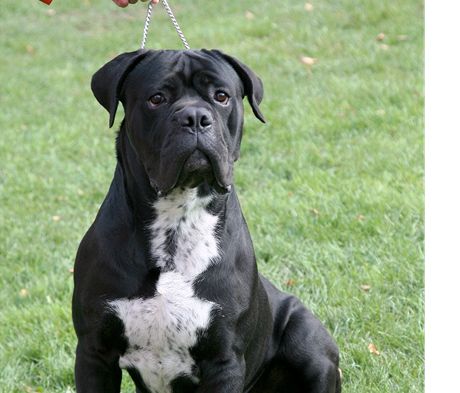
[146,107,233,196]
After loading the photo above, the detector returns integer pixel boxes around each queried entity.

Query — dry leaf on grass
[368,343,380,355]
[19,288,29,298]
[301,56,317,66]
[52,215,61,222]
[360,284,371,292]
[379,44,389,51]
[285,279,296,287]
[376,32,385,41]
[25,45,35,55]
[310,208,320,217]
[245,11,255,20]
[304,3,314,12]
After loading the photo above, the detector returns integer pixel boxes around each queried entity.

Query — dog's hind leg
[274,298,341,393]
[249,305,341,393]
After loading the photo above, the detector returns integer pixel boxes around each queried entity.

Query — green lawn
[0,0,424,392]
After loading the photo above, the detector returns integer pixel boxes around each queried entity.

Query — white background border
[425,0,460,391]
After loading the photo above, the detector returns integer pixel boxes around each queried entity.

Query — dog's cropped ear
[91,50,150,128]
[209,50,265,123]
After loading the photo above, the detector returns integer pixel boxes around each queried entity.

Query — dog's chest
[109,190,219,392]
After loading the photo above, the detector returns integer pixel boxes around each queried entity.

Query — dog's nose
[178,107,213,131]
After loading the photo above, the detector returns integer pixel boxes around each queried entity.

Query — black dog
[72,49,340,393]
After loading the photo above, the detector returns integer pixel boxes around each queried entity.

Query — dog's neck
[149,188,221,276]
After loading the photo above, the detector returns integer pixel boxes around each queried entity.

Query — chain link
[141,0,190,50]
[140,0,154,49]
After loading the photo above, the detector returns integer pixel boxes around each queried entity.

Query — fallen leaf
[356,214,365,221]
[19,288,29,298]
[25,44,35,55]
[310,208,320,217]
[285,279,296,287]
[301,56,317,66]
[397,35,408,41]
[376,32,385,41]
[360,284,371,292]
[368,343,380,355]
[379,44,389,51]
[304,3,314,12]
[245,11,254,20]
[46,9,56,16]
[52,215,61,222]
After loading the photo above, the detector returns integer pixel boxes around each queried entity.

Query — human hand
[112,0,159,8]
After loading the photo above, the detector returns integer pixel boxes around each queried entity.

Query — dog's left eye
[214,91,230,104]
[149,94,166,107]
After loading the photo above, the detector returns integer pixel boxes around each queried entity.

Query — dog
[72,49,341,393]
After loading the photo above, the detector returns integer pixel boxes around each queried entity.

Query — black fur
[73,49,340,393]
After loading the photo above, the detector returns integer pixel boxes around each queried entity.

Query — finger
[114,0,130,7]
[113,0,129,7]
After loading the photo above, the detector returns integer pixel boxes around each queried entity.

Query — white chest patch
[108,189,219,393]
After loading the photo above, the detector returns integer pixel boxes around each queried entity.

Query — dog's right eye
[148,94,166,107]
[214,91,230,105]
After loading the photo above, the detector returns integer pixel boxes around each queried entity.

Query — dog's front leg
[75,340,122,393]
[196,355,245,393]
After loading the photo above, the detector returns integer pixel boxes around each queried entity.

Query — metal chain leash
[141,0,190,50]
[140,0,154,49]
[161,0,190,49]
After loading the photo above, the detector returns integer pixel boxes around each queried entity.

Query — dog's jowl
[72,49,341,393]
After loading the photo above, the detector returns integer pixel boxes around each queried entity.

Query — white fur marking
[109,188,219,392]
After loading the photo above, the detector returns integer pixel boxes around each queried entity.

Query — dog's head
[91,49,265,195]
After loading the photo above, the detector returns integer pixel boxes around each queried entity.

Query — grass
[0,0,423,392]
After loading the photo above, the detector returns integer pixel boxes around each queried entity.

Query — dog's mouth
[148,148,232,196]
[177,149,214,188]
